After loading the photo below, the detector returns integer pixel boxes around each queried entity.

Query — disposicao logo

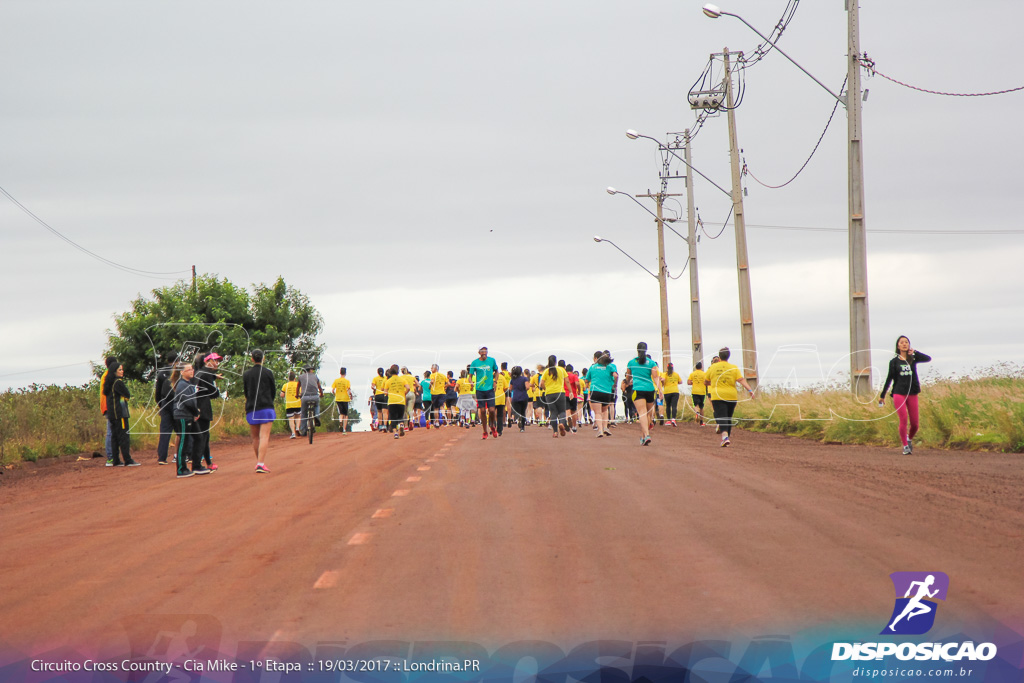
[881,571,949,635]
[831,571,998,662]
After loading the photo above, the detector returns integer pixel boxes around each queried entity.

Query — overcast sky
[2,0,1022,403]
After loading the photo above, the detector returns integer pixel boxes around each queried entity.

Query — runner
[332,367,352,434]
[383,367,409,438]
[531,364,546,426]
[103,360,140,467]
[879,336,932,455]
[297,366,323,439]
[243,349,276,473]
[418,370,432,429]
[705,347,754,448]
[371,367,388,432]
[469,346,500,439]
[687,361,708,426]
[524,368,536,425]
[624,342,661,446]
[401,367,417,430]
[494,361,509,437]
[455,369,475,428]
[539,355,568,437]
[445,370,458,426]
[605,350,618,427]
[579,367,592,426]
[587,351,618,437]
[171,362,205,477]
[429,364,447,427]
[564,363,580,433]
[661,362,682,426]
[509,366,530,432]
[281,371,301,438]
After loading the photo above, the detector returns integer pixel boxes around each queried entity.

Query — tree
[104,275,324,387]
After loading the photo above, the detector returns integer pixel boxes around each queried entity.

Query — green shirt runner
[469,356,499,392]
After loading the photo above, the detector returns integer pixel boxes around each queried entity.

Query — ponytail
[547,355,558,380]
[637,342,648,365]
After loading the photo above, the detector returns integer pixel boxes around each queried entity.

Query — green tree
[104,275,324,386]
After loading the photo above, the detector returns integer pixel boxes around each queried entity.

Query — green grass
[0,382,360,466]
[719,366,1024,453]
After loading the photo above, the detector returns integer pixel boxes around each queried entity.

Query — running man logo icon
[881,571,950,635]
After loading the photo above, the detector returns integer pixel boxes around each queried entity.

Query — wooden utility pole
[723,48,759,391]
[684,129,703,364]
[637,192,681,370]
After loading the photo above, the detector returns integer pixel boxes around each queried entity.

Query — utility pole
[723,48,758,391]
[637,191,680,370]
[191,265,197,294]
[847,0,872,396]
[684,129,703,364]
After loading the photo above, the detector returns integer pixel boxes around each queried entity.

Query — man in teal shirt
[470,346,499,439]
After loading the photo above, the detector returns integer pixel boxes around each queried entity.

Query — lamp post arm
[635,132,732,199]
[722,10,845,106]
[598,240,659,280]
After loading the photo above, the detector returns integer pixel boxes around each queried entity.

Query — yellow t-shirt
[384,375,408,405]
[706,362,742,401]
[282,381,301,409]
[332,377,351,402]
[661,371,682,394]
[431,371,447,395]
[539,367,568,395]
[371,375,386,396]
[402,373,416,396]
[527,375,540,399]
[688,370,707,396]
[456,377,474,395]
[494,372,509,406]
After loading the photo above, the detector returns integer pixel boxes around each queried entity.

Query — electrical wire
[698,205,735,240]
[734,221,1024,235]
[743,76,847,189]
[860,54,1024,97]
[0,184,191,279]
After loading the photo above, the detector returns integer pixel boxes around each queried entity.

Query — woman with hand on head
[879,335,931,455]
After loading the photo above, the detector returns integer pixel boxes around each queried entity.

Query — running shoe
[209,463,218,471]
[902,445,911,455]
[597,433,604,438]
[177,471,194,479]
[157,460,168,465]
[394,433,400,439]
[721,435,730,448]
[482,432,488,440]
[491,429,498,438]
[571,427,577,433]
[105,458,114,467]
[519,428,525,433]
[255,464,269,473]
[907,439,913,454]
[399,425,405,437]
[125,461,141,467]
[670,420,677,427]
[603,430,612,437]
[558,424,566,437]
[643,435,652,446]
[289,434,296,439]
[193,466,212,475]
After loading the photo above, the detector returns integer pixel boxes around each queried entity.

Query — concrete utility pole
[722,48,759,391]
[847,0,872,396]
[684,129,703,364]
[637,191,679,370]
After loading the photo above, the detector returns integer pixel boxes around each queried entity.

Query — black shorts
[591,391,613,405]
[568,397,578,411]
[336,401,349,416]
[388,403,405,422]
[692,394,706,408]
[476,388,495,409]
[374,395,387,409]
[632,390,656,403]
[286,407,301,417]
[445,397,457,408]
[414,400,423,410]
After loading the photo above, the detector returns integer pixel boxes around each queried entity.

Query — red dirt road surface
[2,422,1022,658]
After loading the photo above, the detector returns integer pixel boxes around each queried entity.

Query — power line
[860,55,1024,97]
[743,222,1024,236]
[743,76,847,189]
[0,184,191,279]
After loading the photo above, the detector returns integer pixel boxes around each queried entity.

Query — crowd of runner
[96,334,929,477]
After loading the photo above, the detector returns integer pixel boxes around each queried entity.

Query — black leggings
[712,399,737,436]
[665,393,679,419]
[495,405,505,435]
[542,393,567,432]
[388,403,405,432]
[109,416,131,465]
[511,400,529,429]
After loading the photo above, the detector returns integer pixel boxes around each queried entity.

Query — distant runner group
[95,335,929,477]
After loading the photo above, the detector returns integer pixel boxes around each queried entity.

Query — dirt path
[1,422,1021,660]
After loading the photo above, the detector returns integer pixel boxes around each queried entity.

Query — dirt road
[2,421,1021,660]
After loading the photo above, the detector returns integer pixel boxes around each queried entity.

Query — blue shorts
[246,408,276,425]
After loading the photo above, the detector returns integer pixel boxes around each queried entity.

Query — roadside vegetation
[0,381,359,466]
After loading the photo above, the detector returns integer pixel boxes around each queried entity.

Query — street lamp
[703,3,873,396]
